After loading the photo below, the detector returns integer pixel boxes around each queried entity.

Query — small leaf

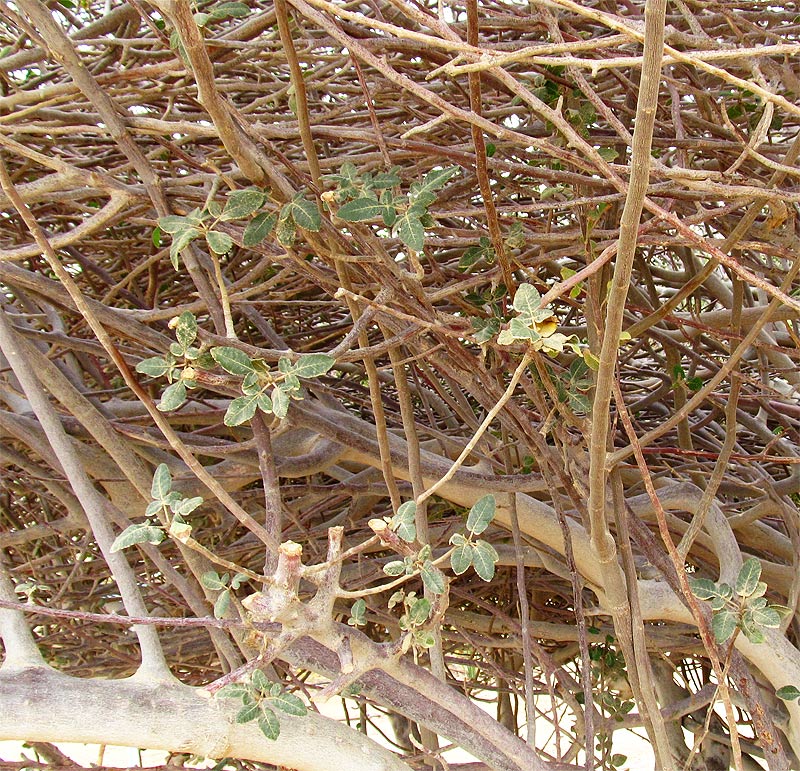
[175,311,197,349]
[216,683,249,699]
[225,394,259,426]
[291,353,335,379]
[251,669,269,693]
[688,577,718,601]
[275,213,296,246]
[157,381,187,412]
[272,691,307,717]
[417,166,460,193]
[393,500,417,543]
[414,630,436,648]
[486,143,496,157]
[110,522,165,552]
[158,215,191,234]
[337,197,383,222]
[750,606,781,628]
[210,1,251,18]
[221,188,266,221]
[220,574,244,592]
[214,589,231,618]
[449,532,466,547]
[136,356,170,378]
[174,496,203,515]
[258,707,281,740]
[271,385,290,419]
[289,196,321,231]
[206,230,234,254]
[777,685,800,702]
[169,226,200,269]
[736,558,762,597]
[243,211,276,246]
[150,463,172,500]
[408,597,431,625]
[712,609,738,644]
[384,560,406,576]
[152,226,162,247]
[202,571,229,591]
[236,702,261,724]
[420,561,446,595]
[211,346,255,376]
[257,393,273,414]
[472,540,499,582]
[512,283,544,319]
[349,598,366,626]
[394,211,424,252]
[466,494,496,535]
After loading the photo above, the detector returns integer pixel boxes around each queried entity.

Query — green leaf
[151,463,172,500]
[242,371,261,395]
[349,598,366,626]
[216,683,250,699]
[257,393,273,414]
[384,560,406,577]
[174,496,203,515]
[206,230,233,254]
[777,685,800,702]
[393,500,417,543]
[157,381,187,412]
[110,521,165,552]
[250,669,269,693]
[152,226,162,248]
[288,196,321,231]
[512,283,544,319]
[485,143,496,157]
[597,147,619,162]
[214,589,231,618]
[414,630,436,648]
[201,571,229,591]
[224,394,259,426]
[610,754,627,768]
[417,166,460,193]
[230,573,249,590]
[275,213,296,246]
[158,215,191,234]
[291,353,335,379]
[408,597,431,625]
[466,494,496,535]
[271,385,290,419]
[420,561,445,595]
[686,376,704,391]
[394,211,425,252]
[688,577,718,601]
[169,226,200,270]
[136,356,170,378]
[175,311,197,349]
[472,317,500,344]
[712,609,738,644]
[210,1,251,19]
[750,606,781,628]
[211,346,255,376]
[243,211,276,246]
[472,540,499,581]
[257,707,281,740]
[337,197,383,222]
[221,188,266,221]
[272,691,307,717]
[736,557,762,597]
[236,702,261,724]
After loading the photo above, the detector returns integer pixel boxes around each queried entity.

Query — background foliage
[0,0,799,769]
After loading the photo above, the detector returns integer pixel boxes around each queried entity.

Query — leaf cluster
[217,669,307,741]
[689,558,788,644]
[331,164,459,252]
